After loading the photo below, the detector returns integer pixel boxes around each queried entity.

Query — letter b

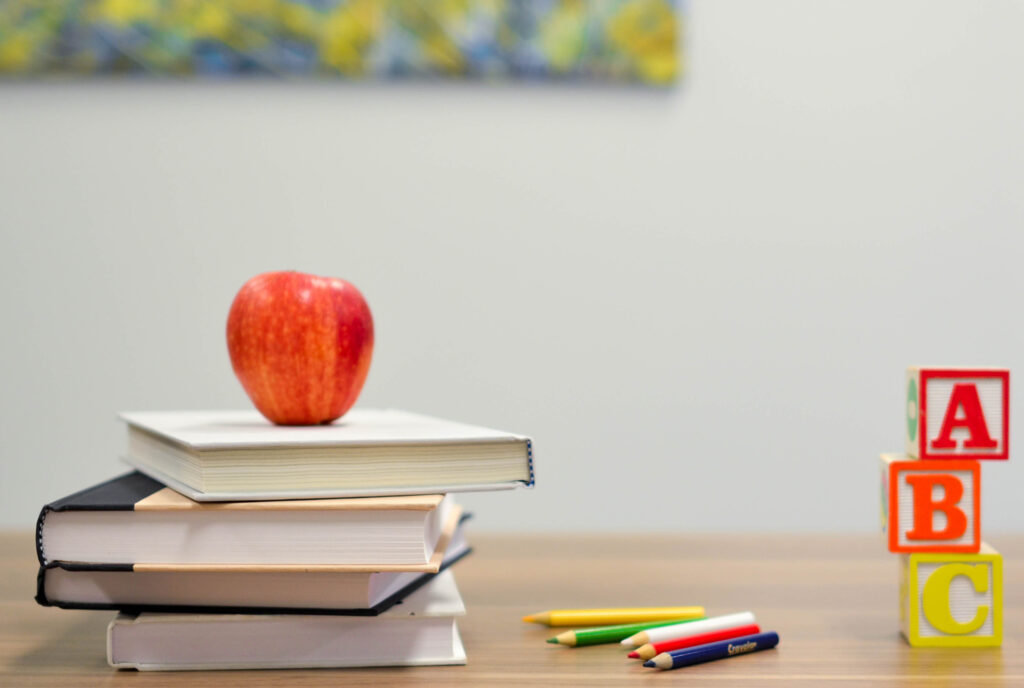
[882,455,980,553]
[904,474,967,541]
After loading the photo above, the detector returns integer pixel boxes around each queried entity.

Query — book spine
[35,472,166,565]
[36,562,138,609]
[34,565,50,606]
[526,439,536,487]
[35,505,48,566]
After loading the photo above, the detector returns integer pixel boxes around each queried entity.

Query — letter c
[921,563,989,635]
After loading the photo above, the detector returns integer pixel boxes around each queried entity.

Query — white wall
[2,0,1023,531]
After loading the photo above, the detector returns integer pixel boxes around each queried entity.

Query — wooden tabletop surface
[2,531,1021,687]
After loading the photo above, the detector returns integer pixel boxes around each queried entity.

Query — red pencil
[628,623,762,660]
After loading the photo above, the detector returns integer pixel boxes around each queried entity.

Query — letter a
[930,383,997,451]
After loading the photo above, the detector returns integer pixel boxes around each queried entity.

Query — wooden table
[2,532,1021,686]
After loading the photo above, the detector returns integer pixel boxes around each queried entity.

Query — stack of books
[35,408,534,671]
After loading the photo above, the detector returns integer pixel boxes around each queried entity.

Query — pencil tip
[546,638,558,644]
[522,615,535,623]
[643,661,655,668]
[627,651,639,658]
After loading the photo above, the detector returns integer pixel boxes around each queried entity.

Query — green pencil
[546,617,706,647]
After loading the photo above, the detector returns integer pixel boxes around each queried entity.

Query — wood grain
[2,531,1021,687]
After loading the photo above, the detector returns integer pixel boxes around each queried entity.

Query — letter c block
[881,454,980,553]
[899,545,1002,647]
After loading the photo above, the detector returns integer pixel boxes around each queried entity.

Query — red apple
[226,271,374,425]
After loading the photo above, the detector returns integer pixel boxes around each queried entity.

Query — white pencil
[620,611,757,648]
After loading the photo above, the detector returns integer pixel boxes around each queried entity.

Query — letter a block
[899,544,1002,647]
[906,367,1009,460]
[881,454,980,553]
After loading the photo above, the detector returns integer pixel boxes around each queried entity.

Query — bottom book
[108,569,467,671]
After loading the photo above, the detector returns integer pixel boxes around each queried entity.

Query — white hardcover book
[107,570,467,671]
[120,408,534,501]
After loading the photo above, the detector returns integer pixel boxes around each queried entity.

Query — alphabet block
[899,544,1002,647]
[905,367,1008,460]
[881,454,980,553]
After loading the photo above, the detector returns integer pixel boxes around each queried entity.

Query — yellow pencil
[522,607,705,627]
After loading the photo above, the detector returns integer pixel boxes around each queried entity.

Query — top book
[120,408,535,502]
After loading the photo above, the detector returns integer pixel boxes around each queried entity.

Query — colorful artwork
[0,1,679,84]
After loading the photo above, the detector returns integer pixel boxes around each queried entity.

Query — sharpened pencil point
[643,660,655,668]
[522,615,536,623]
[546,638,558,644]
[627,651,639,658]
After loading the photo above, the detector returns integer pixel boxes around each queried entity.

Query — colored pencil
[547,618,705,647]
[620,611,756,647]
[523,606,704,627]
[643,631,779,670]
[628,623,761,659]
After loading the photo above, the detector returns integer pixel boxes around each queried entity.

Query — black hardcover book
[35,472,471,615]
[35,539,471,616]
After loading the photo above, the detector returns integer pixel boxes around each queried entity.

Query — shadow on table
[11,613,110,672]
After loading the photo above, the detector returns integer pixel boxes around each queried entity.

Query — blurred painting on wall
[0,0,678,84]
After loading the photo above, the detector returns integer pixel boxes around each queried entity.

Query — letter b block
[881,454,980,553]
[899,545,1002,647]
[905,367,1009,460]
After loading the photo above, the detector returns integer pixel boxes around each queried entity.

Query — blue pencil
[643,631,779,670]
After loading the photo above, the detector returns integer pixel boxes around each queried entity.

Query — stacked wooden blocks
[880,367,1008,647]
